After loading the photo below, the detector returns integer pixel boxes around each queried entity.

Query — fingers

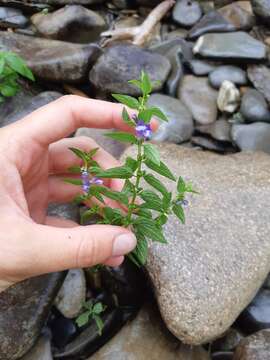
[45,216,79,228]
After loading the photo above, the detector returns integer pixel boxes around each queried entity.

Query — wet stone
[0,6,28,28]
[240,89,270,123]
[209,66,247,89]
[172,0,202,27]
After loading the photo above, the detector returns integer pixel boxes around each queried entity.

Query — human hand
[0,95,156,292]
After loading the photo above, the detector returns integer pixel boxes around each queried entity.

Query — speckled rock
[233,329,270,359]
[217,80,240,113]
[89,44,171,96]
[148,93,193,143]
[219,2,255,30]
[209,66,247,89]
[212,328,244,352]
[240,89,270,123]
[178,75,218,125]
[251,0,270,23]
[172,0,202,27]
[90,304,210,360]
[21,334,53,360]
[122,144,270,344]
[0,6,28,28]
[247,65,270,104]
[0,31,101,83]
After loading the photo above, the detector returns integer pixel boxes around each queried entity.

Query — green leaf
[122,107,135,127]
[125,157,138,172]
[81,206,100,224]
[140,190,163,211]
[155,214,168,226]
[93,302,105,315]
[83,300,94,311]
[73,194,87,205]
[105,131,137,144]
[0,84,18,97]
[122,179,135,196]
[93,314,104,336]
[4,52,34,81]
[63,178,83,186]
[145,159,176,181]
[128,79,142,90]
[103,207,123,224]
[141,70,152,96]
[90,166,133,179]
[99,187,129,206]
[76,312,90,327]
[129,231,148,266]
[172,204,185,224]
[136,208,152,219]
[177,176,186,193]
[0,58,5,74]
[68,165,81,174]
[88,148,99,158]
[69,147,88,163]
[148,107,168,122]
[112,94,139,109]
[162,191,172,210]
[143,143,160,166]
[144,173,168,196]
[88,186,105,203]
[134,218,167,244]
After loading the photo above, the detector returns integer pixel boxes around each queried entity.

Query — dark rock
[233,329,270,359]
[193,32,267,61]
[188,10,235,40]
[251,0,270,24]
[148,93,194,143]
[209,66,247,89]
[212,352,234,360]
[212,328,243,352]
[187,59,217,76]
[172,0,202,27]
[0,6,28,28]
[240,89,270,123]
[231,122,270,153]
[21,0,104,4]
[0,273,65,359]
[31,5,106,43]
[191,135,231,153]
[50,312,77,349]
[89,44,171,96]
[21,333,53,360]
[247,65,270,104]
[0,1,51,13]
[0,31,101,83]
[219,3,255,31]
[196,117,231,142]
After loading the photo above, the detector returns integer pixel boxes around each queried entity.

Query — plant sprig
[76,300,106,335]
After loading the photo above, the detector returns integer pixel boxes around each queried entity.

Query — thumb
[25,223,137,276]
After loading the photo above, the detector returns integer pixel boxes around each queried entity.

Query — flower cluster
[81,169,103,193]
[133,115,152,140]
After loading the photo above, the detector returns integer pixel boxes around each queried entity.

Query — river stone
[188,10,236,40]
[231,122,270,153]
[0,1,50,12]
[22,0,104,4]
[219,2,255,30]
[0,6,28,28]
[193,32,267,61]
[178,75,218,125]
[187,59,217,76]
[21,334,53,360]
[213,352,234,359]
[240,89,270,123]
[233,329,270,359]
[217,80,240,113]
[247,65,270,104]
[209,66,247,89]
[172,0,202,27]
[55,269,86,319]
[89,44,171,96]
[90,304,210,360]
[196,117,231,142]
[251,0,270,23]
[191,135,231,153]
[122,144,270,344]
[31,5,106,42]
[0,31,101,83]
[148,94,193,143]
[0,273,65,359]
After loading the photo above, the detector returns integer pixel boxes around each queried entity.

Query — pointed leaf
[122,107,135,127]
[144,173,168,196]
[63,178,83,186]
[143,143,160,166]
[134,218,167,243]
[69,147,88,162]
[172,204,185,224]
[112,94,139,109]
[177,176,186,193]
[145,159,176,181]
[90,166,133,179]
[105,131,137,144]
[76,312,90,327]
[93,314,104,336]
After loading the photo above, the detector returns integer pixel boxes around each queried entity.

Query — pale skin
[0,95,157,293]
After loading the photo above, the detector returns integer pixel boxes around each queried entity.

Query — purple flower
[81,170,90,193]
[135,120,152,140]
[90,177,103,186]
[176,199,189,207]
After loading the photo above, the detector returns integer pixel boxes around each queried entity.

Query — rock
[236,289,270,334]
[90,304,210,360]
[0,0,50,12]
[0,6,28,28]
[21,334,53,360]
[187,59,217,76]
[240,89,270,123]
[247,65,270,104]
[0,273,65,359]
[24,0,104,4]
[217,80,240,113]
[213,352,234,359]
[47,203,80,222]
[50,314,77,349]
[148,94,193,143]
[251,0,270,23]
[193,32,267,61]
[178,75,218,125]
[219,3,255,30]
[196,117,231,142]
[231,122,270,153]
[0,32,101,83]
[89,44,170,96]
[55,269,86,319]
[191,135,232,153]
[212,328,244,352]
[172,0,202,27]
[1,91,62,126]
[31,5,106,43]
[122,144,270,344]
[209,66,247,89]
[188,10,235,40]
[233,329,270,359]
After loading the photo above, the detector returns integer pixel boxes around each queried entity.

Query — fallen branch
[101,0,175,47]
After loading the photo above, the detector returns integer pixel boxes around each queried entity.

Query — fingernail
[113,233,137,256]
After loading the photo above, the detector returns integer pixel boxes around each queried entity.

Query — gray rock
[47,203,80,222]
[90,304,210,360]
[0,273,65,359]
[193,32,267,61]
[22,0,104,4]
[247,65,270,104]
[0,31,101,83]
[251,0,270,23]
[219,2,255,31]
[1,91,62,126]
[217,80,240,113]
[191,135,231,152]
[233,329,270,359]
[89,44,171,96]
[178,75,218,125]
[21,334,53,360]
[0,1,50,12]
[148,93,193,143]
[31,5,106,43]
[187,59,217,76]
[122,144,270,344]
[240,89,270,123]
[0,6,28,28]
[196,117,231,142]
[188,10,235,40]
[209,66,247,89]
[172,0,202,27]
[231,122,270,153]
[213,328,244,352]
